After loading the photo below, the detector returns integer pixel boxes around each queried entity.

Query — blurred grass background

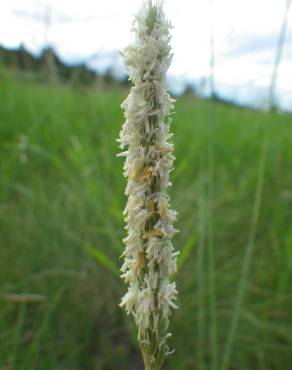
[0,65,292,370]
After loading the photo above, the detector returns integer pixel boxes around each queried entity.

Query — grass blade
[84,243,120,278]
[207,95,218,370]
[177,231,197,270]
[220,128,268,370]
[22,285,66,370]
[197,173,206,370]
[10,303,27,370]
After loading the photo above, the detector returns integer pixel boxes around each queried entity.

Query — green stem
[207,95,218,370]
[197,171,206,370]
[220,126,268,370]
[141,344,163,370]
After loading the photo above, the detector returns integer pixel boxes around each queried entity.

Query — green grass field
[0,66,292,370]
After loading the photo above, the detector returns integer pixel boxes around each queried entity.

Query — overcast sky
[0,0,291,110]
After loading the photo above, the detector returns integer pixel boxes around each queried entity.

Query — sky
[0,0,291,110]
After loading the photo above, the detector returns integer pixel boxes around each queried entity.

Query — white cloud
[0,0,291,109]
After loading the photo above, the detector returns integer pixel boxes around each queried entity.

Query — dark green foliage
[0,45,98,86]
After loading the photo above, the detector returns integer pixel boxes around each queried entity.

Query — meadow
[0,66,292,370]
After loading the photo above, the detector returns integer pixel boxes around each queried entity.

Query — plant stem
[208,1,218,368]
[268,0,291,109]
[142,347,162,370]
[220,126,268,370]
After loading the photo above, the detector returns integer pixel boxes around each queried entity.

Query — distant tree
[182,81,199,97]
[39,47,60,82]
[103,66,115,84]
